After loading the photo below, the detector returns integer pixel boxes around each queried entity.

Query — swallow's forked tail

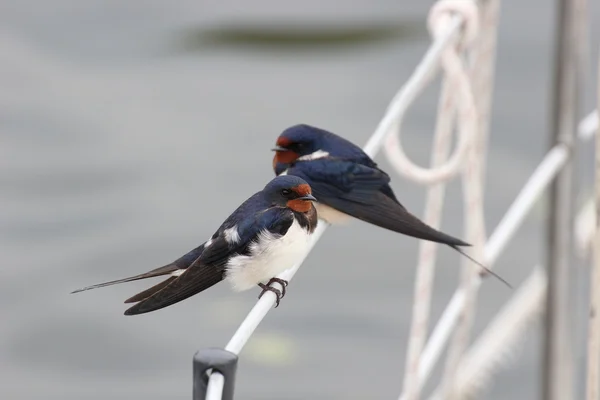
[71,243,206,297]
[123,263,223,315]
[124,276,177,303]
[70,264,183,294]
[450,245,511,288]
[339,193,511,287]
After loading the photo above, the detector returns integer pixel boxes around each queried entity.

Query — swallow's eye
[281,189,292,196]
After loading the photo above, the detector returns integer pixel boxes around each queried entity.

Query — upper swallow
[272,124,509,286]
[72,175,319,314]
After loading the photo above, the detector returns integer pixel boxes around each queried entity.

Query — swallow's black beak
[272,146,287,152]
[298,194,317,202]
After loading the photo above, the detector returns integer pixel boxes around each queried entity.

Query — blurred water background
[2,1,600,399]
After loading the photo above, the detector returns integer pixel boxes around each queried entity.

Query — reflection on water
[1,1,599,399]
[177,20,426,52]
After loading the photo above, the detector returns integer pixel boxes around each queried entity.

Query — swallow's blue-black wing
[288,159,468,246]
[288,159,394,205]
[124,207,294,315]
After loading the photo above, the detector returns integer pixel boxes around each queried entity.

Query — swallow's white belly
[315,203,353,224]
[225,219,312,291]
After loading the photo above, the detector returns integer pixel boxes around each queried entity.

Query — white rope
[401,68,457,400]
[429,266,547,400]
[396,109,599,400]
[383,0,479,185]
[400,2,481,399]
[440,0,501,396]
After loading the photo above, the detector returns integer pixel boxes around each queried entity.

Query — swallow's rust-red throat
[272,137,299,169]
[287,184,313,213]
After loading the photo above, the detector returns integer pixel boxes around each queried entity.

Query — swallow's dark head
[272,124,340,174]
[263,175,317,213]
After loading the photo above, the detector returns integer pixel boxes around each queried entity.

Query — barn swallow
[72,175,319,314]
[272,124,509,286]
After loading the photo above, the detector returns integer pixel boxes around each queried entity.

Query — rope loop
[428,0,479,49]
[383,0,480,185]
